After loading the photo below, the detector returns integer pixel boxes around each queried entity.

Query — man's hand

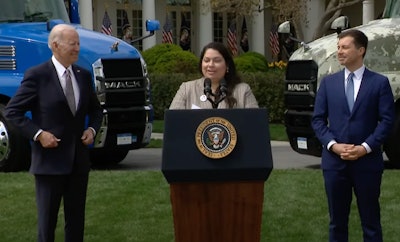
[331,143,367,160]
[37,131,60,148]
[81,129,95,145]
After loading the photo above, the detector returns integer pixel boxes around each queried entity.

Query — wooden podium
[162,109,273,242]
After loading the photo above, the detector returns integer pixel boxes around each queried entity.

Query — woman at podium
[169,42,258,109]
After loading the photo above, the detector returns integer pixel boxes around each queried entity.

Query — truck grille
[0,46,16,70]
[284,60,318,109]
[98,59,148,108]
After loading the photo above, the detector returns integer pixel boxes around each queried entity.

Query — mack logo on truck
[105,80,142,89]
[287,83,310,92]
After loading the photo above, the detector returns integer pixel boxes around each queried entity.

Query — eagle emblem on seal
[207,127,226,149]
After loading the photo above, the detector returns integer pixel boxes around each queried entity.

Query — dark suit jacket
[312,68,395,171]
[5,60,103,174]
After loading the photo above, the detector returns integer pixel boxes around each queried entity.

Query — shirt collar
[345,65,365,80]
[51,56,72,77]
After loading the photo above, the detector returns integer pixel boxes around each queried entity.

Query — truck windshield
[0,0,70,23]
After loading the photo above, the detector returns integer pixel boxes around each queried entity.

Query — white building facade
[76,0,386,60]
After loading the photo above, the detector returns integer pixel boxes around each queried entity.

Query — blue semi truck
[0,0,159,171]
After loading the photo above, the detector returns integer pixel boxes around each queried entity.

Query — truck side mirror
[278,21,291,34]
[146,20,160,32]
[277,20,310,51]
[130,19,160,44]
[331,16,349,34]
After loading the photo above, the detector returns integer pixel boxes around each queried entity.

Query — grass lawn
[1,170,399,241]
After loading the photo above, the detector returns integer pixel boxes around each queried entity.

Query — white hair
[48,24,77,50]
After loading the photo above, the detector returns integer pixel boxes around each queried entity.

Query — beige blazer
[169,77,259,109]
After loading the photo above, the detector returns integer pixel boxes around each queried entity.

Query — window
[213,12,223,43]
[131,9,143,50]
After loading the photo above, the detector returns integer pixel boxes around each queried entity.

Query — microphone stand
[204,79,227,109]
[213,93,226,107]
[206,91,226,109]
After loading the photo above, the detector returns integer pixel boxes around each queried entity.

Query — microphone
[203,78,218,108]
[219,79,227,98]
[204,78,212,97]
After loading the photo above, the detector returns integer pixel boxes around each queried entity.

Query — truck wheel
[90,148,129,165]
[384,103,400,169]
[0,104,31,172]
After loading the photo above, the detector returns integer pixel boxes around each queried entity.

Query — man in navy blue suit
[312,29,395,242]
[5,24,103,242]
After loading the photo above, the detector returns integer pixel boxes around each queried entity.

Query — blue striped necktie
[346,72,354,111]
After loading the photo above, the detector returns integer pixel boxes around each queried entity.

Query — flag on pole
[227,20,238,56]
[122,10,130,32]
[121,10,132,43]
[240,18,249,52]
[162,15,174,44]
[179,13,191,50]
[101,11,112,35]
[269,24,280,57]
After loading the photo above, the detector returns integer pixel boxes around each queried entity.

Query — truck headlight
[92,59,106,105]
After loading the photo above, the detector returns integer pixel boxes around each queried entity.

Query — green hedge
[150,70,285,123]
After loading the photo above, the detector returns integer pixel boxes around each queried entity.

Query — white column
[304,0,325,42]
[198,0,213,54]
[363,0,375,24]
[142,0,156,50]
[250,1,264,55]
[79,0,93,30]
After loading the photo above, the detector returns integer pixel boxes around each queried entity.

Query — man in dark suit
[5,24,103,242]
[312,29,395,242]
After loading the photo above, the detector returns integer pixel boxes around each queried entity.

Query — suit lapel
[48,61,67,103]
[71,65,85,112]
[335,70,351,114]
[352,69,372,113]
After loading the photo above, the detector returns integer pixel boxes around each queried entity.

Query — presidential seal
[195,117,237,159]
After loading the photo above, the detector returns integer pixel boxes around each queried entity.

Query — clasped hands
[37,129,95,148]
[331,143,367,161]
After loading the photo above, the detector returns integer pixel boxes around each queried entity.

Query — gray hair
[48,24,77,50]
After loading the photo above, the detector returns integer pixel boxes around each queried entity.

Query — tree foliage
[200,0,370,41]
[200,0,260,16]
[312,0,363,39]
[268,0,363,41]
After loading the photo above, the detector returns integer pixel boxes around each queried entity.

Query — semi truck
[0,0,159,171]
[279,10,400,167]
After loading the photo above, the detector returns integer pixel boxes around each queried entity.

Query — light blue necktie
[346,73,354,111]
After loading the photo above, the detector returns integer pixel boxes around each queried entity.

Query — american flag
[227,21,238,56]
[101,11,112,35]
[162,15,173,44]
[269,24,280,56]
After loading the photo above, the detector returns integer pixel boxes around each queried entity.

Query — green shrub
[150,73,198,119]
[141,44,183,73]
[234,51,269,73]
[153,50,199,75]
[241,71,285,123]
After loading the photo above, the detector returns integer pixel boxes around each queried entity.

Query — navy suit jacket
[5,60,103,174]
[312,68,395,171]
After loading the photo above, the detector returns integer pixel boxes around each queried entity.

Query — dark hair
[338,29,368,57]
[198,42,241,108]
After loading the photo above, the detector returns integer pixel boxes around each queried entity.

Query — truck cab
[0,0,159,171]
[280,13,400,167]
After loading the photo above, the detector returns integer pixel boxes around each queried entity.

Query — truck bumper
[284,109,322,157]
[93,106,153,150]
